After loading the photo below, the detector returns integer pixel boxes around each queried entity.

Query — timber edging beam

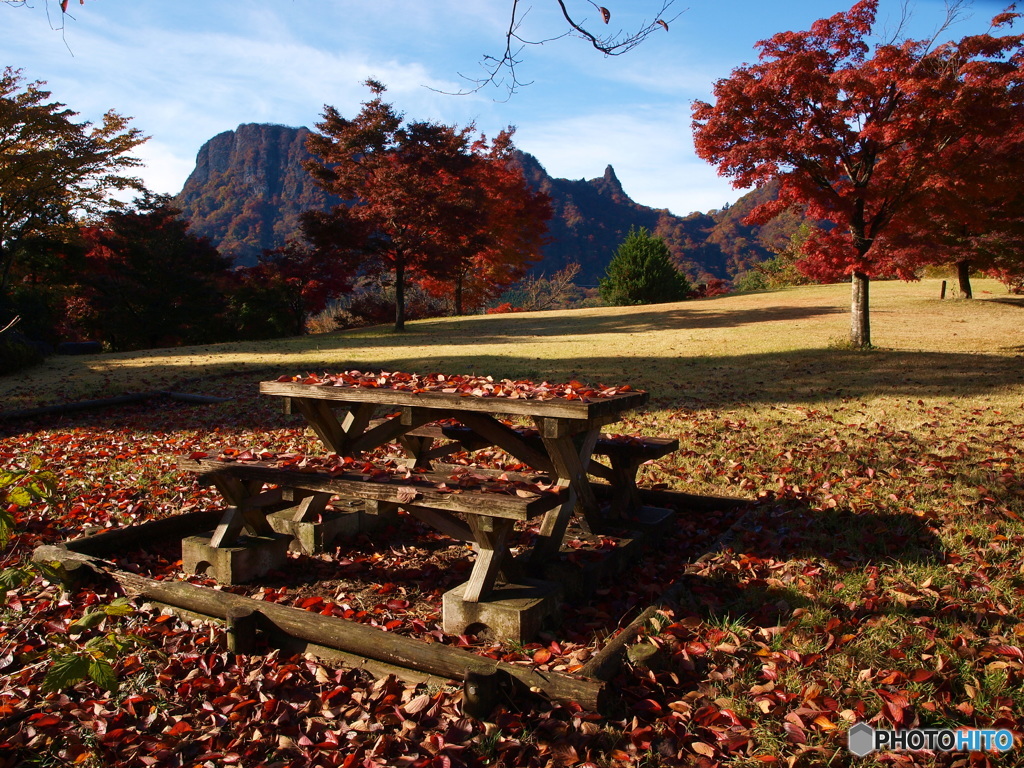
[31,544,608,713]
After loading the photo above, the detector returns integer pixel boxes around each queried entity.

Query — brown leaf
[396,486,420,503]
[692,741,716,757]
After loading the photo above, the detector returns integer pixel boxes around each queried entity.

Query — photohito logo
[848,722,1015,756]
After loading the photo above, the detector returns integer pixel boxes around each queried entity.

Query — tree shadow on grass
[672,502,946,629]
[4,345,1023,433]
[409,303,845,340]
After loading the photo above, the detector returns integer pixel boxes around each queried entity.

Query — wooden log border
[33,544,607,712]
[32,486,751,711]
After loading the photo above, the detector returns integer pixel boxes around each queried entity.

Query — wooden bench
[178,456,568,602]
[388,422,678,518]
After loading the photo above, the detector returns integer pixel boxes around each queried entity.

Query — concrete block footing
[181,531,292,584]
[267,510,358,554]
[442,579,562,643]
[267,500,400,554]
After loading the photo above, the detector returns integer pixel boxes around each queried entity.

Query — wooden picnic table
[259,377,650,563]
[181,373,670,605]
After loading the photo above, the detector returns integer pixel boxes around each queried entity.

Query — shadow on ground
[673,502,947,628]
[8,345,1018,423]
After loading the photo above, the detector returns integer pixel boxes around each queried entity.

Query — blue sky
[3,0,1010,216]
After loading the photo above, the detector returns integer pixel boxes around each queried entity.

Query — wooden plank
[531,429,601,564]
[33,545,607,711]
[209,507,245,548]
[403,505,474,542]
[607,455,643,519]
[180,459,564,520]
[457,412,555,474]
[291,398,347,454]
[349,409,437,454]
[212,475,273,539]
[261,380,647,421]
[587,460,616,483]
[61,511,222,556]
[292,492,331,523]
[339,402,376,440]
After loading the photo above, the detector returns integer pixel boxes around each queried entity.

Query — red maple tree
[875,126,1024,299]
[304,80,548,329]
[692,0,1024,346]
[418,129,551,315]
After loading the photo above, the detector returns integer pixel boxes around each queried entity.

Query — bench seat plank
[178,457,565,521]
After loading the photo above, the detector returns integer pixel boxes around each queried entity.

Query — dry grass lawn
[3,278,1022,414]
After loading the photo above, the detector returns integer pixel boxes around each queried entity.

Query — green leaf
[42,653,91,692]
[28,473,57,497]
[103,597,135,616]
[4,486,32,507]
[69,611,107,633]
[0,512,12,548]
[0,566,33,602]
[88,658,119,692]
[32,561,67,585]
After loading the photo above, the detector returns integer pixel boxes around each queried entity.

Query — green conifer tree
[599,227,691,305]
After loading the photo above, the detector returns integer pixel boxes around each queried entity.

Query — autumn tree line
[4,0,1024,371]
[0,75,564,363]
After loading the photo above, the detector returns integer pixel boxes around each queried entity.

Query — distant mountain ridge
[175,123,799,281]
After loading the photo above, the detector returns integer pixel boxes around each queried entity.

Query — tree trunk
[956,259,973,299]
[394,260,406,332]
[454,272,464,317]
[0,242,13,303]
[850,271,871,348]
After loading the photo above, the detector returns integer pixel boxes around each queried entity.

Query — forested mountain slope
[175,123,801,280]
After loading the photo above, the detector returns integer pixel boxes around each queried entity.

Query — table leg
[607,456,643,518]
[209,476,273,547]
[463,516,515,602]
[397,434,434,469]
[530,428,600,565]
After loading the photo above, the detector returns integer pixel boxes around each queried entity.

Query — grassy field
[3,277,1022,413]
[2,278,1023,766]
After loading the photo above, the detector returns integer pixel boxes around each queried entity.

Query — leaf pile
[277,371,638,401]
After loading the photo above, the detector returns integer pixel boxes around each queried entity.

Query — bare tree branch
[8,0,680,99]
[436,0,681,98]
[0,315,20,337]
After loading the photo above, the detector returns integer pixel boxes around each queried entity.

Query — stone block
[442,579,562,643]
[624,506,675,540]
[267,509,360,554]
[181,531,292,584]
[540,534,641,600]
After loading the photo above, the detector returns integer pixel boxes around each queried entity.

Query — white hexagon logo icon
[848,722,876,756]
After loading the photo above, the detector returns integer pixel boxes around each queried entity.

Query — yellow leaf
[813,715,836,730]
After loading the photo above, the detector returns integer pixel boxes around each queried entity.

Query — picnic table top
[260,372,649,421]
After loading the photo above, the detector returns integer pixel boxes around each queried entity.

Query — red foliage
[235,240,353,336]
[304,82,549,328]
[485,302,525,314]
[690,278,731,299]
[692,0,1024,338]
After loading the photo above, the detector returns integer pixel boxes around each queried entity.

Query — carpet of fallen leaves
[275,371,637,401]
[2,376,1023,768]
